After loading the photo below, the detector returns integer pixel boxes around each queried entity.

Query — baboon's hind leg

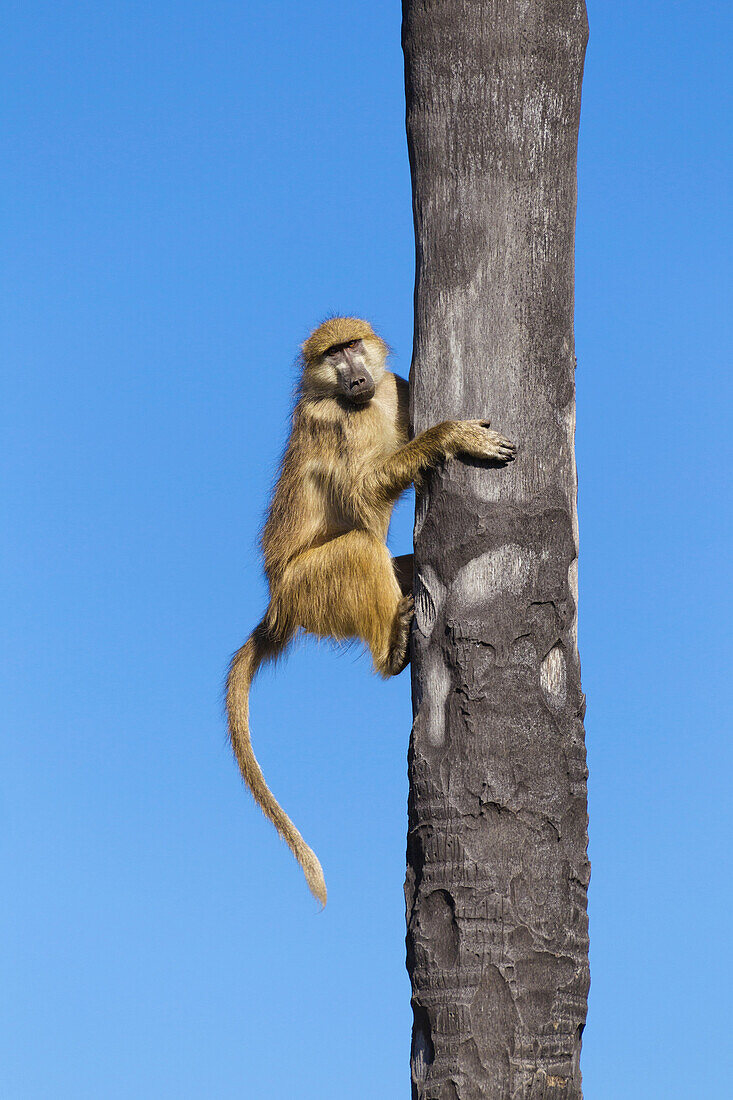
[277,534,414,678]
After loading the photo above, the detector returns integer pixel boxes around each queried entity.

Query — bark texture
[403,2,589,1098]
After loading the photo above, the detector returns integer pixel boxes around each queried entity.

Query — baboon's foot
[386,594,414,676]
[392,553,414,597]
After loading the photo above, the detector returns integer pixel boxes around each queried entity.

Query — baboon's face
[302,328,387,404]
[302,335,386,405]
[325,338,377,404]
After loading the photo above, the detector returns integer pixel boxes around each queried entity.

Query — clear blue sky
[2,2,731,1097]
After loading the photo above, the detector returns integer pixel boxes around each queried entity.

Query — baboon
[226,317,516,904]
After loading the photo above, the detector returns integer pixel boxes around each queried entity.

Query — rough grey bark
[403,2,590,1098]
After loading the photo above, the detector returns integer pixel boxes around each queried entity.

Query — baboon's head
[301,317,388,405]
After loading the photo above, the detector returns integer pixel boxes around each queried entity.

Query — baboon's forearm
[369,423,456,501]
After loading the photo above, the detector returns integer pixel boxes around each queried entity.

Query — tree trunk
[403,2,590,1098]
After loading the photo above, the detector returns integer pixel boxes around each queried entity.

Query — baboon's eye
[346,340,358,348]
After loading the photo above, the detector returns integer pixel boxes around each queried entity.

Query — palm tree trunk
[403,1,590,1097]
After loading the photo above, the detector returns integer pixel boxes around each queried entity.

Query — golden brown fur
[226,318,515,904]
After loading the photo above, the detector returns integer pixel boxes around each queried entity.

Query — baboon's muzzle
[338,363,375,404]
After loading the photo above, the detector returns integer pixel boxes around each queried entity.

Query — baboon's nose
[350,376,366,389]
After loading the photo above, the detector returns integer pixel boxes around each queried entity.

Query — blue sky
[2,2,731,1097]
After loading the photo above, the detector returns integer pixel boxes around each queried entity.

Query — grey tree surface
[402,2,590,1097]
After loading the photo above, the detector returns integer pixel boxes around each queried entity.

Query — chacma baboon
[226,317,516,904]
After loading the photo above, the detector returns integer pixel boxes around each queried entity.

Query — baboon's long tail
[226,622,327,906]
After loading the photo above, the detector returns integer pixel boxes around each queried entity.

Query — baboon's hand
[453,420,517,464]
